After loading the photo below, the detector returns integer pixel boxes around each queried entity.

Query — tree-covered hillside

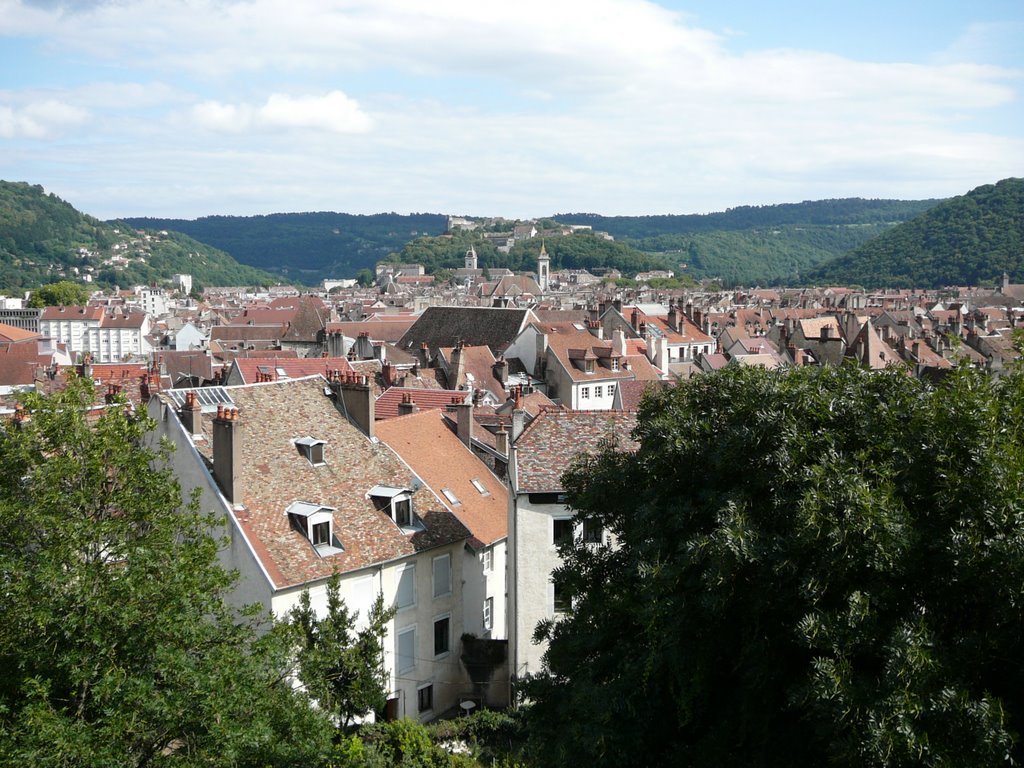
[555,198,939,238]
[808,178,1024,288]
[124,212,449,284]
[124,199,942,288]
[385,229,674,278]
[0,181,279,292]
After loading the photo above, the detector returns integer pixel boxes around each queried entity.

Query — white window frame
[594,385,603,398]
[432,553,451,599]
[396,626,416,673]
[481,547,493,572]
[395,562,416,610]
[483,596,493,632]
[433,613,451,658]
[580,386,590,400]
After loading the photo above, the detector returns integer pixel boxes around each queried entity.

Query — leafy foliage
[27,279,92,307]
[0,180,279,292]
[809,177,1024,288]
[125,211,449,284]
[0,376,333,767]
[523,362,1024,767]
[289,573,395,729]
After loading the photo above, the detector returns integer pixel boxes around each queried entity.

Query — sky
[1,0,1022,220]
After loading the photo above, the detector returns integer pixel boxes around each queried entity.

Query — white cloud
[190,91,372,134]
[0,99,88,138]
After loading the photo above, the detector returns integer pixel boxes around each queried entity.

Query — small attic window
[367,485,421,531]
[276,367,289,378]
[286,501,343,557]
[471,478,490,496]
[441,488,460,506]
[294,436,327,466]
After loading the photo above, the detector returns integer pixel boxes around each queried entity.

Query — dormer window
[286,501,343,556]
[585,359,595,374]
[367,485,420,531]
[611,358,620,372]
[294,436,327,466]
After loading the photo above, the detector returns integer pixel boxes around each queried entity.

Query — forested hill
[807,178,1024,289]
[551,198,940,286]
[0,181,279,292]
[554,198,939,238]
[124,212,449,284]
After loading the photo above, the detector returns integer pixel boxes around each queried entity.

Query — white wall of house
[508,492,573,680]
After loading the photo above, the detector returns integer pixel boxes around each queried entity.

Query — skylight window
[441,488,460,506]
[471,478,489,496]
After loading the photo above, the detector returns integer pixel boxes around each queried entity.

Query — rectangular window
[553,518,573,547]
[580,386,590,399]
[471,478,489,496]
[396,564,416,610]
[481,547,493,572]
[553,582,570,614]
[417,684,433,713]
[593,385,603,398]
[433,616,450,656]
[483,597,493,632]
[582,518,603,544]
[432,554,451,598]
[311,521,330,546]
[607,384,615,398]
[394,497,413,527]
[397,626,415,673]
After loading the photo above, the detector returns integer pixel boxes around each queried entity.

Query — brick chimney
[630,308,640,331]
[212,404,242,504]
[179,390,202,435]
[667,303,679,333]
[328,369,375,439]
[398,392,418,416]
[382,361,395,388]
[449,396,473,448]
[417,342,430,369]
[139,374,151,404]
[494,422,509,456]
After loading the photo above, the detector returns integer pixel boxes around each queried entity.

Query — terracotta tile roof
[0,344,43,386]
[209,324,289,343]
[281,295,329,342]
[39,306,104,321]
[0,323,39,343]
[227,308,298,325]
[542,322,635,384]
[325,319,417,343]
[376,410,508,549]
[515,409,638,493]
[616,379,670,410]
[228,356,353,384]
[375,387,470,420]
[183,377,470,589]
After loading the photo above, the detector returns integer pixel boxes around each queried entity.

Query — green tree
[28,279,91,307]
[289,573,395,729]
[523,363,1024,768]
[0,375,333,767]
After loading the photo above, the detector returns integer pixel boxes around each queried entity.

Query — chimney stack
[493,355,508,385]
[328,371,375,439]
[212,405,242,504]
[495,422,509,456]
[449,396,473,448]
[140,374,151,404]
[180,390,202,435]
[397,392,418,416]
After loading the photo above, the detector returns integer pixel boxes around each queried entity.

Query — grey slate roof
[397,306,535,356]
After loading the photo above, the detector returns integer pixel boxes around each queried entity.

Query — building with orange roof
[150,375,475,722]
[377,409,510,690]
